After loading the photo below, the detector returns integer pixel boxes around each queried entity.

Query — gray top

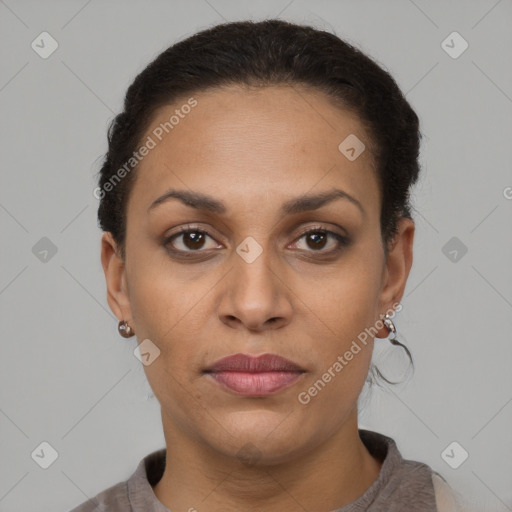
[68,429,443,511]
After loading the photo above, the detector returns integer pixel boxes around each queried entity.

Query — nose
[217,245,293,332]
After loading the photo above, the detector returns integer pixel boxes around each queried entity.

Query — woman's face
[102,84,414,464]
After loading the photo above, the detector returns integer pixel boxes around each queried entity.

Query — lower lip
[207,371,304,396]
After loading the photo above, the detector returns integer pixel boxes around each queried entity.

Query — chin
[206,416,310,464]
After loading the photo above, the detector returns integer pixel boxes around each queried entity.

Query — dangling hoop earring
[382,312,412,363]
[118,320,135,338]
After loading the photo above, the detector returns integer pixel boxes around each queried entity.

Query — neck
[153,410,382,512]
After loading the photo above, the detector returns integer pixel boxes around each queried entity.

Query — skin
[101,84,414,512]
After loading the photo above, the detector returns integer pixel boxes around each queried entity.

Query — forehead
[128,84,379,220]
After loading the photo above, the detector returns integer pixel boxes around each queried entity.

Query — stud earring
[118,320,135,338]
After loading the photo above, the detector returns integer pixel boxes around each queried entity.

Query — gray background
[0,0,511,511]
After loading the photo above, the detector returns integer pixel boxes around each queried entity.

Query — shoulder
[66,448,166,512]
[67,480,129,512]
[431,472,467,512]
[359,430,469,511]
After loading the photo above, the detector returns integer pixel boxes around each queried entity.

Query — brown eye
[180,231,206,250]
[305,231,328,250]
[293,228,349,253]
[164,227,221,253]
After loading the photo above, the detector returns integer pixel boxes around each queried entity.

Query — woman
[71,19,464,512]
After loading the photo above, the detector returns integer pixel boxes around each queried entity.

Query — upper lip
[204,353,305,373]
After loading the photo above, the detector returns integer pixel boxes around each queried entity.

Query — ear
[375,217,415,336]
[100,232,133,326]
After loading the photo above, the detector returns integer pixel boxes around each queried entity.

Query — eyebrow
[147,188,365,217]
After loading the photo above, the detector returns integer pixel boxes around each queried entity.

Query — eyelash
[163,224,349,258]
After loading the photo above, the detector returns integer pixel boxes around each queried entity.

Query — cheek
[295,249,382,396]
[127,242,201,333]
[127,270,207,411]
[305,255,382,345]
[125,260,196,380]
[127,259,220,379]
[296,278,377,417]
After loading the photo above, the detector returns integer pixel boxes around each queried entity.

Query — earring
[383,313,397,341]
[118,320,135,338]
[382,312,413,363]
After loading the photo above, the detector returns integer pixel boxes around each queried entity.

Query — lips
[204,353,304,373]
[204,353,305,396]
